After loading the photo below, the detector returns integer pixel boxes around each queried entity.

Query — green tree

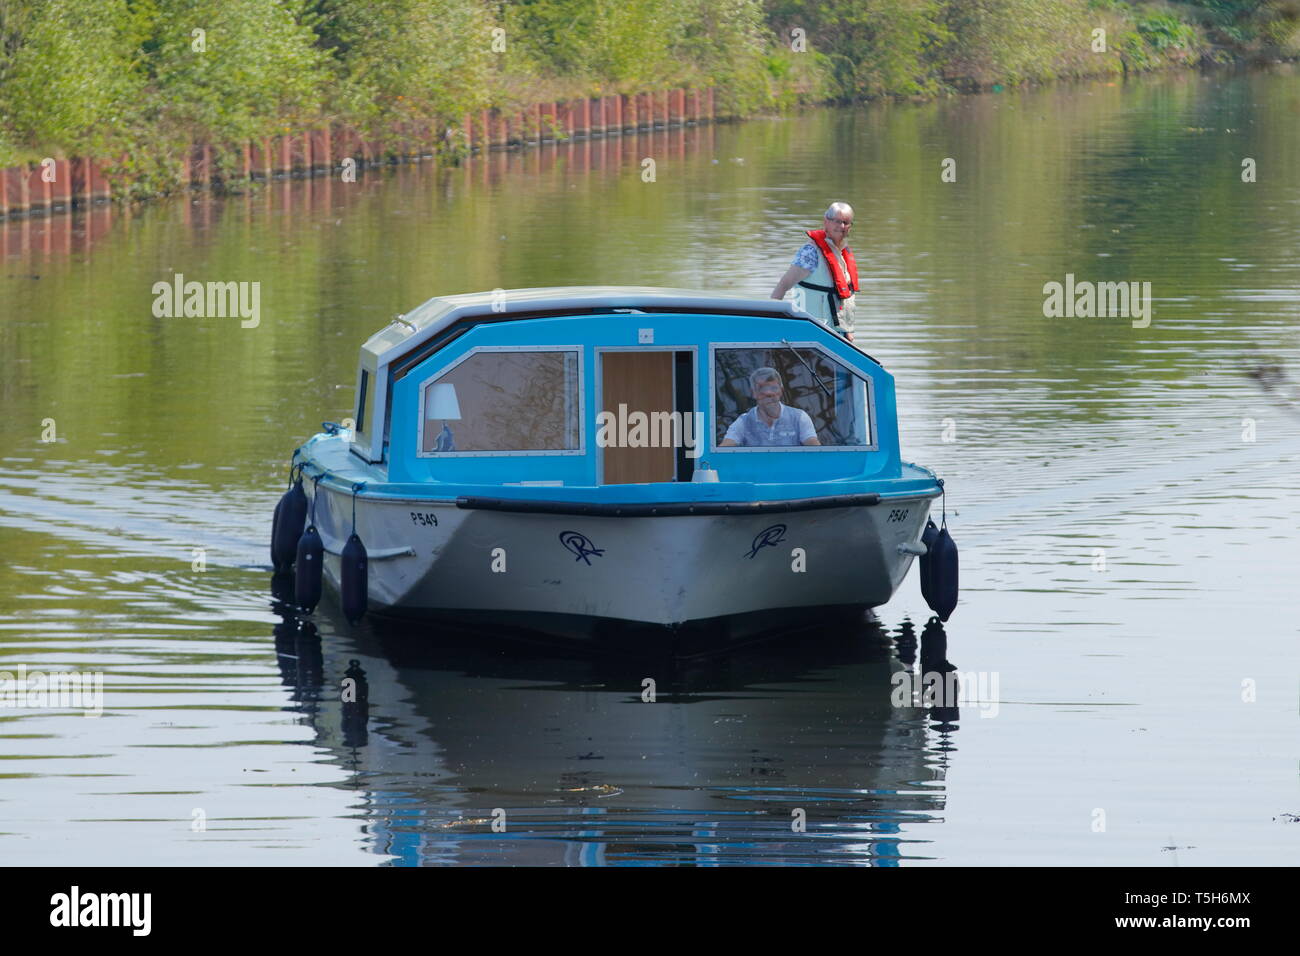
[764,0,949,98]
[0,0,143,162]
[311,0,496,141]
[143,0,326,143]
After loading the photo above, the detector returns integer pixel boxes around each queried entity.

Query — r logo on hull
[746,524,787,559]
[560,530,605,565]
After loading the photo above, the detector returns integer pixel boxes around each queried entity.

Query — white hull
[307,483,934,628]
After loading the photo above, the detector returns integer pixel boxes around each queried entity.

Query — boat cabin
[349,287,902,491]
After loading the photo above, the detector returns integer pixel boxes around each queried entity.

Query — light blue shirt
[723,403,817,447]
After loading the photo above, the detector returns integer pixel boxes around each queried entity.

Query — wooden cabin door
[601,351,676,485]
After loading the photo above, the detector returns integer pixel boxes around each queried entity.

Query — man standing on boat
[770,202,859,342]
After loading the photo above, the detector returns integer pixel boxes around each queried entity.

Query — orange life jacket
[806,229,858,299]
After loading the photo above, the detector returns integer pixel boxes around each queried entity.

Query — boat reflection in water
[271,580,964,866]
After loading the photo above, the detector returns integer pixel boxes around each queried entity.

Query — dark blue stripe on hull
[455,492,883,518]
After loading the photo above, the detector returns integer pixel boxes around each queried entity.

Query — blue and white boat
[273,287,954,639]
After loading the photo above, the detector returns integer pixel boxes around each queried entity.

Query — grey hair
[824,201,853,221]
[749,366,781,391]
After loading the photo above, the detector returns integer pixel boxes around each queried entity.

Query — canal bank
[3,1,1296,219]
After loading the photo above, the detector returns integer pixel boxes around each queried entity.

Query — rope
[350,482,365,534]
[310,474,322,526]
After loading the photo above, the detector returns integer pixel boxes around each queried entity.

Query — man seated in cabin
[719,367,821,447]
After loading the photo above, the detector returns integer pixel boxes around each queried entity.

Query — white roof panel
[361,286,807,369]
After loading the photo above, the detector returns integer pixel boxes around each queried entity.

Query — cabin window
[419,348,582,454]
[355,369,371,434]
[712,345,872,450]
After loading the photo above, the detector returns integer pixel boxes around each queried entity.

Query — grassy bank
[0,0,1296,197]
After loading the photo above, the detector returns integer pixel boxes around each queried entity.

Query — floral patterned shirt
[792,242,821,272]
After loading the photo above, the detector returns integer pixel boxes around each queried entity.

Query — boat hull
[306,483,935,629]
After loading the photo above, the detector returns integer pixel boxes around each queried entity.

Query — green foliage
[503,0,775,112]
[0,0,1296,194]
[144,0,326,141]
[764,0,949,98]
[113,0,328,191]
[1137,11,1199,50]
[1114,27,1158,67]
[854,0,949,97]
[311,0,494,138]
[1172,0,1300,53]
[0,0,143,159]
[506,0,684,88]
[1250,1,1300,54]
[677,0,772,114]
[940,0,1106,87]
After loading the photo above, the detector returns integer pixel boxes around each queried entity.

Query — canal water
[1,68,1297,866]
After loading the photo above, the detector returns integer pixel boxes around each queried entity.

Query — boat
[272,286,956,640]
